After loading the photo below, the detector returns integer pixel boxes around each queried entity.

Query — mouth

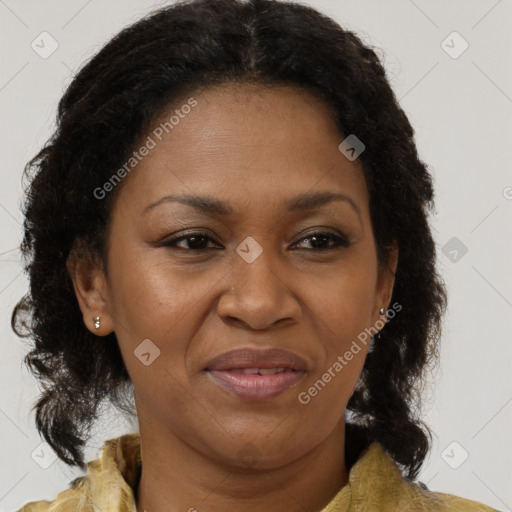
[204,348,308,400]
[218,367,296,374]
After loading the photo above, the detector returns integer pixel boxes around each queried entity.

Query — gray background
[1,0,511,510]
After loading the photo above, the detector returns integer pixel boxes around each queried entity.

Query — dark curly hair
[11,0,447,480]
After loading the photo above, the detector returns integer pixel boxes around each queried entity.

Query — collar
[23,432,497,511]
[79,432,417,512]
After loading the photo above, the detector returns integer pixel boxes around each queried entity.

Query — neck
[135,418,349,512]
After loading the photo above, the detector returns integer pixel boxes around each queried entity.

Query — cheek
[298,257,375,407]
[298,340,369,422]
[309,259,377,347]
[106,248,210,382]
[107,242,206,333]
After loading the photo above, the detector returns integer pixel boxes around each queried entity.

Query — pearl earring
[93,316,101,329]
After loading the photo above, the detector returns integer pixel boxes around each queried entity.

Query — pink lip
[207,369,306,400]
[205,347,308,371]
[204,347,308,400]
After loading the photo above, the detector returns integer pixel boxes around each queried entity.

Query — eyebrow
[143,191,361,220]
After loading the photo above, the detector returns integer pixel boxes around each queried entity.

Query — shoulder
[16,433,141,512]
[417,489,501,511]
[346,442,500,511]
[394,481,501,511]
[16,475,90,512]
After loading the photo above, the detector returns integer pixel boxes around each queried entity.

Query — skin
[68,83,398,512]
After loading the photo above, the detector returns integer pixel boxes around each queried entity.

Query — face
[72,83,397,469]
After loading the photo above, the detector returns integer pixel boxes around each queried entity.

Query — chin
[206,428,314,470]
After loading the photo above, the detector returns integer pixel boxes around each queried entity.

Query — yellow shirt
[17,432,499,512]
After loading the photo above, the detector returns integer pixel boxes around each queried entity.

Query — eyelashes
[162,230,351,252]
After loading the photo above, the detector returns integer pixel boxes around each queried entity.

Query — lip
[205,347,308,371]
[205,348,308,401]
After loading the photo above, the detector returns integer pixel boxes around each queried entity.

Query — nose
[217,245,300,331]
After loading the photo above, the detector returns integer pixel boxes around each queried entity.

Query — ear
[373,241,399,324]
[66,243,114,336]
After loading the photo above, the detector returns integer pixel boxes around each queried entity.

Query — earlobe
[66,248,113,336]
[375,242,399,321]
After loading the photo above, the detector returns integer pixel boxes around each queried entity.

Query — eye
[161,230,350,252]
[163,232,219,251]
[291,231,350,251]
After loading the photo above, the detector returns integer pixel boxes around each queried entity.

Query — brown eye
[292,231,350,251]
[161,230,350,253]
[163,232,218,251]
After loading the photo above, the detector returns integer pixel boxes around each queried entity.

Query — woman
[12,0,500,510]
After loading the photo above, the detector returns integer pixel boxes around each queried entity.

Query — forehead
[113,82,369,220]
